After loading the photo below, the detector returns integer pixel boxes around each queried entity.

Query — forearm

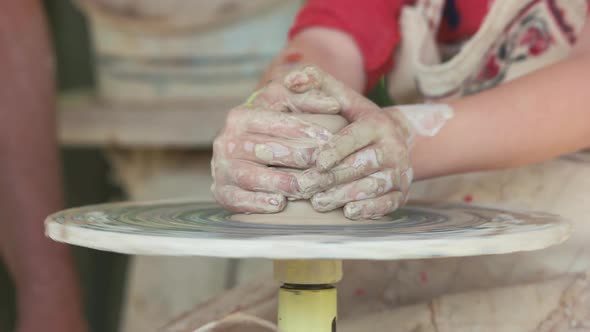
[260,27,366,92]
[0,0,83,320]
[409,54,590,180]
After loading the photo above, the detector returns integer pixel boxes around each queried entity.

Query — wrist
[383,107,415,145]
[385,103,456,180]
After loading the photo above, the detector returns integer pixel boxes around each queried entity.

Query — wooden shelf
[58,91,239,148]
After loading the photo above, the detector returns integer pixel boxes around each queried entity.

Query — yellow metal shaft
[274,260,342,332]
[278,285,337,332]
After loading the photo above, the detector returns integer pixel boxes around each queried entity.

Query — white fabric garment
[388,0,588,103]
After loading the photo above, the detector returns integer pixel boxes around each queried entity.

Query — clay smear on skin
[396,104,454,143]
[255,143,290,163]
[247,110,334,142]
[297,148,381,198]
[365,171,394,196]
[349,171,406,219]
[286,90,341,114]
[312,171,394,211]
[217,110,340,206]
[228,142,236,153]
[345,194,399,220]
[316,122,377,170]
[254,142,315,168]
[232,192,284,213]
[244,141,254,152]
[352,148,381,168]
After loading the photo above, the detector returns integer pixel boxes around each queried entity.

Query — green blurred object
[62,149,128,332]
[367,77,395,107]
[44,0,95,90]
[0,265,16,332]
[0,1,127,332]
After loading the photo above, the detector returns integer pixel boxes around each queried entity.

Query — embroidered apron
[388,0,588,103]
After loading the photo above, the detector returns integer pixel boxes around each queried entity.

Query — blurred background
[0,1,302,331]
[1,1,589,331]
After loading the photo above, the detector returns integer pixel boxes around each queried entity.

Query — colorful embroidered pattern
[465,2,558,95]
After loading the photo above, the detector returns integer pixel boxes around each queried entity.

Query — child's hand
[245,65,344,114]
[211,65,353,213]
[284,66,454,219]
[211,104,335,213]
[211,63,368,213]
[211,64,453,217]
[305,107,415,220]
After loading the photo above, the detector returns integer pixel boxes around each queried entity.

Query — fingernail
[386,197,398,209]
[328,98,340,113]
[227,142,236,154]
[284,71,311,93]
[302,127,331,142]
[293,149,312,168]
[297,169,335,198]
[255,143,290,163]
[269,198,279,206]
[317,150,336,170]
[303,66,322,88]
[255,144,274,162]
[311,192,327,206]
[244,141,254,152]
[311,193,336,212]
[297,170,317,193]
[319,97,340,113]
[315,129,332,142]
[344,204,361,220]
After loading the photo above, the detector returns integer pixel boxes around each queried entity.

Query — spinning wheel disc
[45,201,570,260]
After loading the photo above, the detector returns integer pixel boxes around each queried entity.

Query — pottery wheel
[45,200,570,260]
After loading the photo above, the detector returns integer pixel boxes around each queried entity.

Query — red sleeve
[288,0,406,91]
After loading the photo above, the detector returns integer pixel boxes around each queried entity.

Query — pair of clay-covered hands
[211,66,423,220]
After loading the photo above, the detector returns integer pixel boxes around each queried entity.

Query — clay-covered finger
[234,109,333,142]
[212,184,286,214]
[227,160,301,197]
[295,147,383,195]
[295,168,337,199]
[326,147,385,185]
[310,169,402,212]
[287,89,341,114]
[309,66,378,121]
[315,120,378,170]
[343,191,405,220]
[254,78,341,114]
[326,143,411,186]
[285,66,376,121]
[226,134,318,169]
[283,66,322,93]
[247,82,291,112]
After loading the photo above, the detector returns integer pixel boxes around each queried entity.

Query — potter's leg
[0,2,86,331]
